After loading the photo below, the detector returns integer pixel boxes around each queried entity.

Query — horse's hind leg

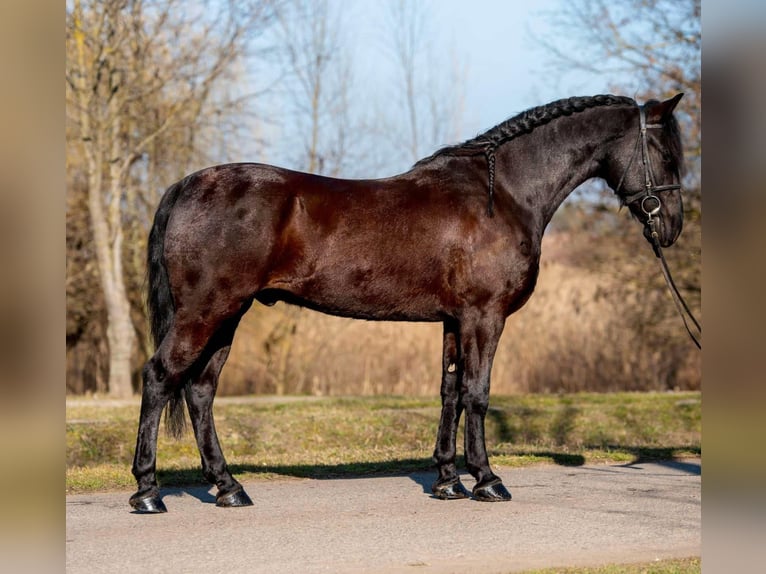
[129,349,185,513]
[129,311,233,513]
[432,319,470,499]
[184,308,252,507]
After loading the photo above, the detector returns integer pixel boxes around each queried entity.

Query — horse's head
[606,94,685,248]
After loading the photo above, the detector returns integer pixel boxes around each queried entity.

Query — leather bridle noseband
[615,105,702,349]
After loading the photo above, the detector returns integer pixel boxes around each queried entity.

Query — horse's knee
[441,375,460,398]
[462,387,489,415]
[186,378,215,401]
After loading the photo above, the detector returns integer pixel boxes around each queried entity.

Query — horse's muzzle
[643,216,680,248]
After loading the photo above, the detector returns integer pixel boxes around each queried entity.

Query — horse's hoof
[473,479,512,502]
[432,479,470,500]
[216,487,253,508]
[129,490,167,513]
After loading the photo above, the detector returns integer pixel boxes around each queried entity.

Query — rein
[648,220,702,349]
[617,106,702,349]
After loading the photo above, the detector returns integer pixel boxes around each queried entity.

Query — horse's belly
[260,264,447,322]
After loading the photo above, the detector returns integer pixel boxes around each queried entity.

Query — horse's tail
[146,177,187,439]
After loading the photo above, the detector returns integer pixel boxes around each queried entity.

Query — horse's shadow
[156,445,699,503]
[162,484,217,504]
[158,458,436,503]
[155,455,565,502]
[159,468,439,502]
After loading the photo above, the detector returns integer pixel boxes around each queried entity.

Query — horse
[130,94,686,512]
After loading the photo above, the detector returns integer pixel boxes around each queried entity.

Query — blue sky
[348,0,615,137]
[252,0,627,174]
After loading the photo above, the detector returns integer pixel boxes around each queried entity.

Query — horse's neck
[495,115,619,229]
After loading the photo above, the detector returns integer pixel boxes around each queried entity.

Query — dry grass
[66,392,700,493]
[520,556,700,574]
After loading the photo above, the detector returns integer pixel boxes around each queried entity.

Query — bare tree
[384,0,467,165]
[386,0,425,163]
[66,0,275,397]
[275,0,353,176]
[536,0,700,182]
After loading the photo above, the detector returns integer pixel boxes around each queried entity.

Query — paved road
[66,459,700,573]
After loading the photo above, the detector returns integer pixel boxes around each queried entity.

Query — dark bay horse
[130,94,686,512]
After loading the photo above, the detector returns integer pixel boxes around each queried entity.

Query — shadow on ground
[598,446,702,475]
[155,445,700,502]
[616,457,701,475]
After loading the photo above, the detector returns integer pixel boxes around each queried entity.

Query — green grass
[66,392,700,493]
[520,556,700,573]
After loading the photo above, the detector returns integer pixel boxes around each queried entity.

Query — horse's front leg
[460,311,512,501]
[432,319,470,499]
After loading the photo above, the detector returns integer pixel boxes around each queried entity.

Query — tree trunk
[105,295,137,398]
[72,0,136,398]
[86,162,136,398]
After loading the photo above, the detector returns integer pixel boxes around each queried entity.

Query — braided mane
[414,94,637,215]
[415,94,636,166]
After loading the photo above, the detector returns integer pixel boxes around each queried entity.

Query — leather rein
[615,106,702,349]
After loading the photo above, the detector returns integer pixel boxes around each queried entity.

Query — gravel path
[66,459,700,573]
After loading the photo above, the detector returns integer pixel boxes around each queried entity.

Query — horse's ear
[647,93,684,123]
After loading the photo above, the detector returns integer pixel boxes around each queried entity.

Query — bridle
[615,105,702,349]
[614,106,681,222]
